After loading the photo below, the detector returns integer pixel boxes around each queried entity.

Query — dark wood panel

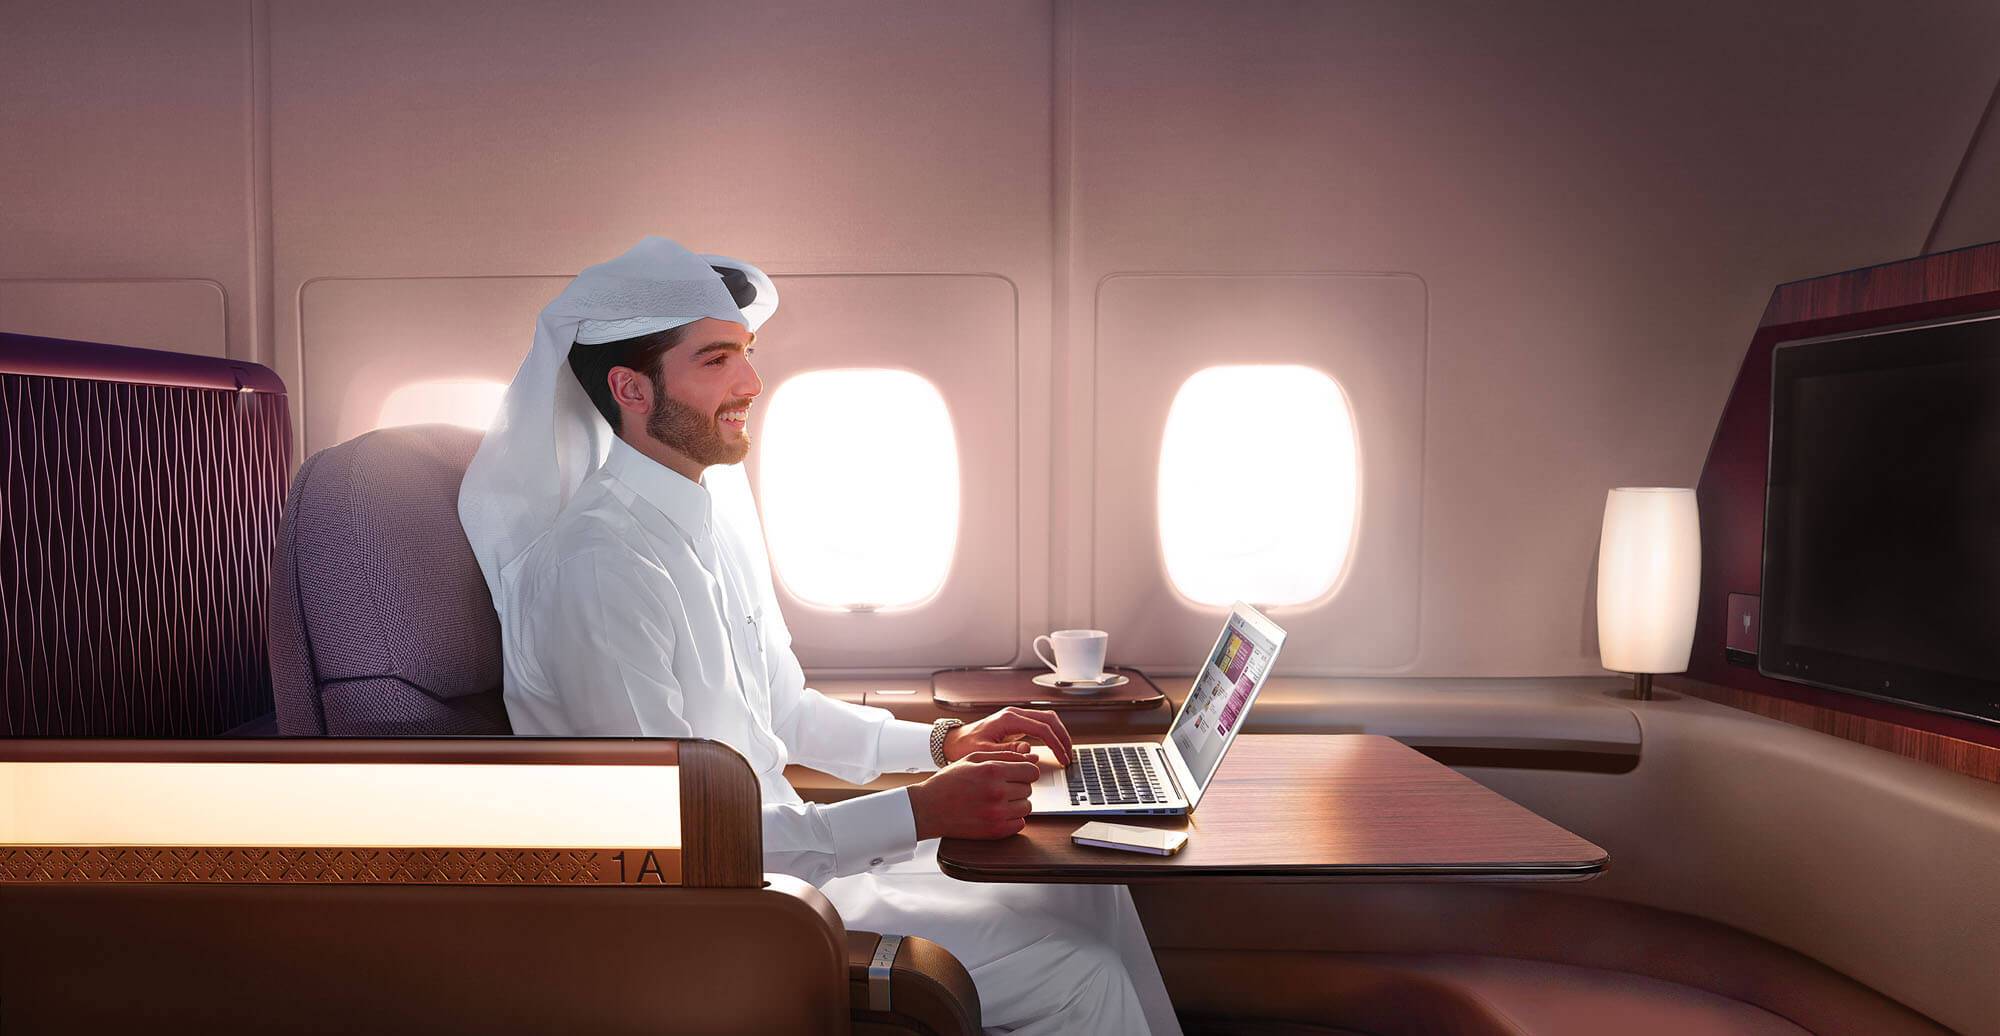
[936,735,1605,882]
[932,666,1166,711]
[678,738,765,888]
[1660,676,2000,785]
[1760,242,2000,326]
[0,845,685,885]
[1688,239,2000,765]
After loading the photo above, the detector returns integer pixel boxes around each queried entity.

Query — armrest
[847,930,981,1036]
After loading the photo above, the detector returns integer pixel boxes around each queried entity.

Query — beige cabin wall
[0,0,254,360]
[5,1,2000,676]
[1926,77,2000,254]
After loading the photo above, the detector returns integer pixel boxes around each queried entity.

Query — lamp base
[1630,673,1653,701]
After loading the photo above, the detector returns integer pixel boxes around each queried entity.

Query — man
[459,237,1180,1035]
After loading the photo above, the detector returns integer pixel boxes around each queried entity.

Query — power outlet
[1725,593,1759,666]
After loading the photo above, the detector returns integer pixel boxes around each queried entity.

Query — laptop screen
[1166,604,1286,794]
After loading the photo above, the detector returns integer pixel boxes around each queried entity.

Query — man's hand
[942,706,1074,767]
[908,752,1041,841]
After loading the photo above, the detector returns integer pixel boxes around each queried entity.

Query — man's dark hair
[566,324,692,431]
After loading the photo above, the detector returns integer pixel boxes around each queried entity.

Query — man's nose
[735,357,763,399]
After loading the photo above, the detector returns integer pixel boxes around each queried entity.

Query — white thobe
[500,436,1182,1036]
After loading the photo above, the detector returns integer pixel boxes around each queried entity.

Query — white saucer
[1031,672,1130,692]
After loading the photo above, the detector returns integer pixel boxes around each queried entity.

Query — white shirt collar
[602,435,713,540]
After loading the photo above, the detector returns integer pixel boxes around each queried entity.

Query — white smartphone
[1070,821,1189,856]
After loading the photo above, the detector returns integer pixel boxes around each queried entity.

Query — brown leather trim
[1133,885,1953,1035]
[1164,949,1532,1036]
[847,931,982,1036]
[0,846,685,886]
[0,880,852,1033]
[0,736,683,765]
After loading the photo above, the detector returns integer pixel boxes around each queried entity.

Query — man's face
[641,317,763,467]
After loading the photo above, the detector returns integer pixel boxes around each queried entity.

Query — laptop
[1028,602,1287,816]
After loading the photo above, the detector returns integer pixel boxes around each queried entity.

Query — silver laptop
[1028,602,1286,816]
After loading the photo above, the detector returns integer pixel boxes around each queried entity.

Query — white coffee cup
[1033,629,1109,682]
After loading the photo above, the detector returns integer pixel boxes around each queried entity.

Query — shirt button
[869,857,885,868]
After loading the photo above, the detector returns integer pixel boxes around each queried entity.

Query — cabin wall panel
[268,0,1054,667]
[0,280,228,358]
[1062,0,2000,677]
[1092,273,1425,672]
[299,277,562,449]
[7,2,2000,677]
[1927,81,2000,254]
[0,1,253,360]
[743,274,1019,668]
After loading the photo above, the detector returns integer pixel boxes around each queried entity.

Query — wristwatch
[929,718,965,768]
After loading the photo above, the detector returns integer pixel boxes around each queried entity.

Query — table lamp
[1595,487,1700,700]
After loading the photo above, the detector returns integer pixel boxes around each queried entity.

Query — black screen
[1761,313,2000,724]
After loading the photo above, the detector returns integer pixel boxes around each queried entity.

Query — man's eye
[707,356,728,366]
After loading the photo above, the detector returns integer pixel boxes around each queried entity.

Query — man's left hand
[942,707,1074,767]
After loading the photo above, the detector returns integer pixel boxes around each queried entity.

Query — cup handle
[1032,635,1058,673]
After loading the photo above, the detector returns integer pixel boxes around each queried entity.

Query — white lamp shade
[1596,487,1700,674]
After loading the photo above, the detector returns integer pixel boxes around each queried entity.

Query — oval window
[1157,365,1359,607]
[758,369,960,611]
[375,378,507,432]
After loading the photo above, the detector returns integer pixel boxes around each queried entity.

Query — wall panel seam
[1921,72,2000,256]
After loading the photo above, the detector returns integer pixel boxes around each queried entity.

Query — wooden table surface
[937,734,1608,883]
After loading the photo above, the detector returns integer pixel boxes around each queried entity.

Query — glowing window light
[759,369,959,611]
[1157,365,1358,607]
[375,379,508,431]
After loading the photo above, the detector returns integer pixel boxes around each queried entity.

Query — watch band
[929,718,964,768]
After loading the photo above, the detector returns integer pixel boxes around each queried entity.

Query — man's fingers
[992,760,1043,783]
[1001,708,1074,760]
[1023,709,1075,758]
[963,750,1031,764]
[989,715,1071,764]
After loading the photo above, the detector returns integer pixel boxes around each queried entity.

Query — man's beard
[646,384,750,466]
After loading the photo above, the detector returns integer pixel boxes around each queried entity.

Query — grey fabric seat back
[268,424,511,734]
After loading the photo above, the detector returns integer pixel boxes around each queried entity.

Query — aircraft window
[374,378,508,432]
[758,368,960,611]
[1158,364,1358,607]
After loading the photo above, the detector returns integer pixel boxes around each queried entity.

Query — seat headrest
[287,424,498,700]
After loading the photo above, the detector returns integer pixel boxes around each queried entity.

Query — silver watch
[929,718,965,768]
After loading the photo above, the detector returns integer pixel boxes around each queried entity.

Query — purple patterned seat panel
[267,422,510,735]
[0,333,289,736]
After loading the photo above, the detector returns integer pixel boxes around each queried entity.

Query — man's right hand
[908,751,1041,841]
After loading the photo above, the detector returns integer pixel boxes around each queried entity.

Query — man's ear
[607,366,653,427]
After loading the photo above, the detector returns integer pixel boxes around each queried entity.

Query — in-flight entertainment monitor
[1761,311,2000,725]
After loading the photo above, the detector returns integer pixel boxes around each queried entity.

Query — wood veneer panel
[1660,677,2000,785]
[0,845,684,886]
[679,738,766,888]
[1688,240,2000,768]
[1761,243,2000,325]
[937,735,1605,882]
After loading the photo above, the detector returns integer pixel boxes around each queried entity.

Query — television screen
[1761,311,2000,725]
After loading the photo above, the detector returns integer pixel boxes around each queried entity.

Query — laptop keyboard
[1066,745,1168,806]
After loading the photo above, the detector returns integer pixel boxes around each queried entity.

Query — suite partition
[0,737,978,1035]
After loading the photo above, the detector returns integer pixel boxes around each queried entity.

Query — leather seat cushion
[1164,950,1812,1036]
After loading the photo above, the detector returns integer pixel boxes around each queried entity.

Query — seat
[256,424,980,1033]
[268,423,511,735]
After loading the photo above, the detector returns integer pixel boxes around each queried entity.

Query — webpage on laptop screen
[1170,616,1277,790]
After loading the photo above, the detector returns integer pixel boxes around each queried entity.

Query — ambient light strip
[0,762,684,887]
